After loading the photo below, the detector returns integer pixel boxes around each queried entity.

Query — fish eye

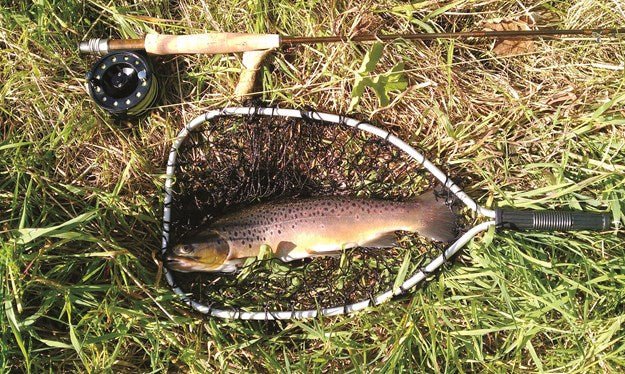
[176,244,194,254]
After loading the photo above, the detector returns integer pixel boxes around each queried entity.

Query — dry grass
[1,0,624,372]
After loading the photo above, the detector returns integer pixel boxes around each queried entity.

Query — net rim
[161,107,495,320]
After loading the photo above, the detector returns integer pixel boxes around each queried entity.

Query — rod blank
[282,28,625,45]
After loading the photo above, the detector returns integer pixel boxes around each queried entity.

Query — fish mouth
[163,254,201,272]
[163,253,224,273]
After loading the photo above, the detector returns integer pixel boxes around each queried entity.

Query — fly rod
[79,28,625,55]
[78,28,625,116]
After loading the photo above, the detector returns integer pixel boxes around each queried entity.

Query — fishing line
[161,107,615,320]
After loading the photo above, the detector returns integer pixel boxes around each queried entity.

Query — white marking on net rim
[162,107,496,320]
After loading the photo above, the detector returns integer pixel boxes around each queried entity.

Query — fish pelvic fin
[361,232,397,248]
[412,190,458,243]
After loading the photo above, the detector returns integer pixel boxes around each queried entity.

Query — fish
[165,191,457,273]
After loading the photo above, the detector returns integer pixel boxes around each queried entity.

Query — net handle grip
[495,209,613,231]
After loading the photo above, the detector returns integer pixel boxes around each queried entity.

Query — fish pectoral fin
[277,241,310,262]
[361,232,397,248]
[280,247,313,261]
[217,259,244,273]
[279,243,343,262]
[276,241,297,254]
[307,248,342,256]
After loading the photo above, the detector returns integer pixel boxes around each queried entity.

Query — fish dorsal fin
[361,232,397,248]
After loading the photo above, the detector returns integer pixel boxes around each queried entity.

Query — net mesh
[166,110,463,313]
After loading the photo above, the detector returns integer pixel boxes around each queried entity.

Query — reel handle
[495,209,613,231]
[234,50,275,97]
[144,33,281,55]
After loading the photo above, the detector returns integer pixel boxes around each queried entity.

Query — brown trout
[165,191,456,272]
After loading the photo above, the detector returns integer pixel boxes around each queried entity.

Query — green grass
[1,0,624,372]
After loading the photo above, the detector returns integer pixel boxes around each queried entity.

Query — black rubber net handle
[495,209,613,231]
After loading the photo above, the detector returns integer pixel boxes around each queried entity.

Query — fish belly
[272,220,398,262]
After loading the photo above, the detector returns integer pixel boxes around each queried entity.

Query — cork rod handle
[144,33,281,55]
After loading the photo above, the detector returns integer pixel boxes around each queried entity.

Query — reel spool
[86,51,158,118]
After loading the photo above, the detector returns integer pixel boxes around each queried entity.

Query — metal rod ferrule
[79,38,145,55]
[78,38,109,55]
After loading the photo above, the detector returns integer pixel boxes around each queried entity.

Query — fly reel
[86,51,158,118]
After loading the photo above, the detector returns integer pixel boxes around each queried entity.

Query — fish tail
[412,191,458,242]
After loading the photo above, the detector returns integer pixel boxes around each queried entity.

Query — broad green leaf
[525,339,544,372]
[257,244,273,260]
[4,299,29,366]
[391,2,434,12]
[392,250,412,293]
[0,142,32,151]
[15,211,97,244]
[424,0,465,21]
[350,44,408,111]
[589,93,625,121]
[610,195,622,224]
[360,43,385,74]
[410,18,435,33]
[38,338,73,349]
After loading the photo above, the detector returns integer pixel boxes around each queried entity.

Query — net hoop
[161,107,496,320]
